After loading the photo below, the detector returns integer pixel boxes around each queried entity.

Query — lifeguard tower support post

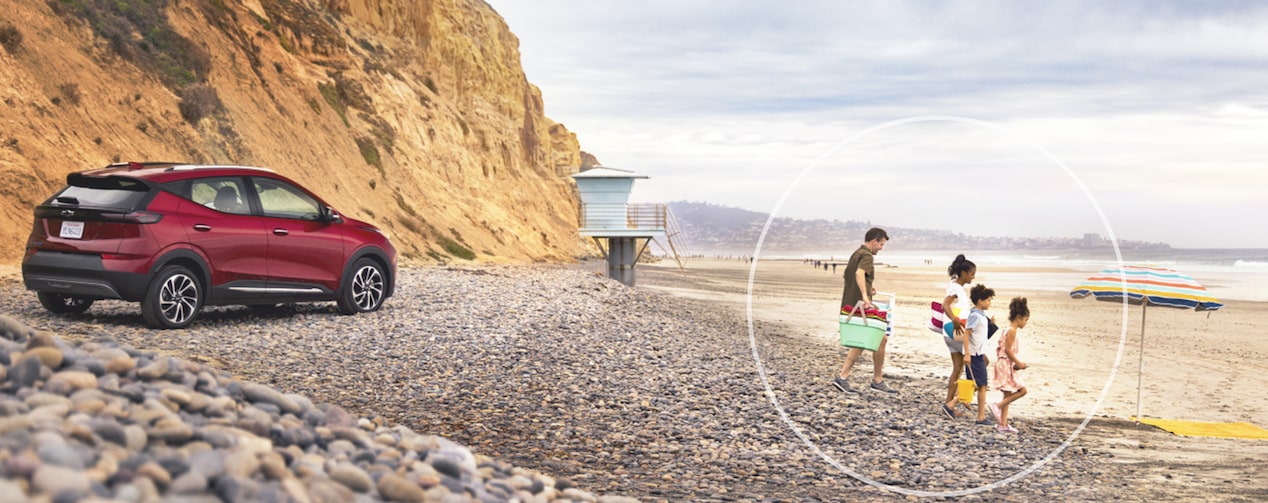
[572,166,687,286]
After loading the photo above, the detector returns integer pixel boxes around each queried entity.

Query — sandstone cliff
[0,0,589,264]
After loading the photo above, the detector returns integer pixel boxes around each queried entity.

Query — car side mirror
[320,206,343,224]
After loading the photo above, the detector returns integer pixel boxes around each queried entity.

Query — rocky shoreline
[2,264,1139,501]
[0,319,627,502]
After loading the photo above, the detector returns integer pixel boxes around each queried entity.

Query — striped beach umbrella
[1071,264,1224,422]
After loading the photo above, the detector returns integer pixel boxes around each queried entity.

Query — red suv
[22,162,397,329]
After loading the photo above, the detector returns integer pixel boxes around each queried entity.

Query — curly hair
[1009,297,1030,321]
[970,283,995,304]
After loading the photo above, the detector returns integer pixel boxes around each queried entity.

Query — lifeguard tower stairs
[572,166,689,286]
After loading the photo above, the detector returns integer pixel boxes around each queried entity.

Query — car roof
[76,162,280,183]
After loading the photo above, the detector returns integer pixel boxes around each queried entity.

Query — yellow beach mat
[1137,418,1268,440]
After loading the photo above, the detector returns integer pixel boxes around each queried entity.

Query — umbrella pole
[1136,301,1148,425]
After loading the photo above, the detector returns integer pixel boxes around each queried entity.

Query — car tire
[142,265,203,329]
[37,292,94,315]
[337,258,386,314]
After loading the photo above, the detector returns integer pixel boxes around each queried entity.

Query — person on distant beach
[960,284,996,425]
[940,255,976,418]
[831,227,897,394]
[990,297,1030,433]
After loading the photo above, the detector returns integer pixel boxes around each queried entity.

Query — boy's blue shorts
[966,354,988,387]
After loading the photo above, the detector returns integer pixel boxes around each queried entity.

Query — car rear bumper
[22,251,148,301]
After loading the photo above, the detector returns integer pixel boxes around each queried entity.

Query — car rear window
[51,175,153,210]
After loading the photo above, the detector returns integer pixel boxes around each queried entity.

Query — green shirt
[840,244,874,310]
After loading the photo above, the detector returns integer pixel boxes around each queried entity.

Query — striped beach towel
[930,301,998,338]
[841,305,888,323]
[928,301,945,333]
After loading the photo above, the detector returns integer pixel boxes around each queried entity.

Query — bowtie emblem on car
[61,210,75,217]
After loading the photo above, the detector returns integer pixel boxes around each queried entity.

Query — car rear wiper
[55,196,80,205]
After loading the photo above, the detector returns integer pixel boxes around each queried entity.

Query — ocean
[739,248,1268,303]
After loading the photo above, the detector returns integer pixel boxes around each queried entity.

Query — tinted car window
[52,184,149,210]
[190,177,251,215]
[253,178,320,220]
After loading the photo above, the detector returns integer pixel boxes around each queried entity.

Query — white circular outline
[744,115,1130,497]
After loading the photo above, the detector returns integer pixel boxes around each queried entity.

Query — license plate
[60,221,84,239]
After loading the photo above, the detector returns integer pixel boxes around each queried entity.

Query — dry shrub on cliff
[357,112,396,151]
[438,235,475,260]
[355,136,383,176]
[58,83,82,106]
[258,0,345,56]
[318,82,347,125]
[178,84,224,124]
[0,22,21,53]
[333,73,373,112]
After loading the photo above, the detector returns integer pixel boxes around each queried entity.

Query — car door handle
[273,228,289,236]
[193,224,211,232]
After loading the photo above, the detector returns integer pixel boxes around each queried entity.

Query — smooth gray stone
[37,442,87,469]
[432,457,463,479]
[9,357,43,388]
[195,428,236,449]
[239,383,300,415]
[136,357,170,380]
[91,420,128,446]
[212,474,260,503]
[157,455,191,479]
[170,471,209,494]
[188,450,227,479]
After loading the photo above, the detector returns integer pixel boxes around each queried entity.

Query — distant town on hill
[667,201,1172,254]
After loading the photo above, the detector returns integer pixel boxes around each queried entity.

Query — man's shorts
[966,354,989,387]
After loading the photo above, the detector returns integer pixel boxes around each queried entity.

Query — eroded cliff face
[0,0,587,264]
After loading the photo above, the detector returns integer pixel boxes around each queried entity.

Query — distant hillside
[668,201,1171,254]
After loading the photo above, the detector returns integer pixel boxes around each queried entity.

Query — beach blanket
[841,306,888,323]
[1137,418,1268,440]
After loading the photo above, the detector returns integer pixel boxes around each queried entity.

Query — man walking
[832,227,897,394]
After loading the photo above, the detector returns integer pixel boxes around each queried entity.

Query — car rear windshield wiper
[55,196,80,205]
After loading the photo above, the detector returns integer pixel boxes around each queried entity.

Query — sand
[637,257,1268,500]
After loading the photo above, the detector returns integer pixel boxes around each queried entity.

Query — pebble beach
[0,262,1222,502]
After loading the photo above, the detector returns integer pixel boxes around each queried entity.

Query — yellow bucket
[956,378,975,404]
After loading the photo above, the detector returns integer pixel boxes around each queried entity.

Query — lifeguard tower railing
[578,203,689,269]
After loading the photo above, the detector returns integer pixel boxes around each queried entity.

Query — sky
[485,1,1268,249]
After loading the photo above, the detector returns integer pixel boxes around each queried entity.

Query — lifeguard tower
[572,166,687,286]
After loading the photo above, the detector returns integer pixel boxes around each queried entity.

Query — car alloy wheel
[143,265,203,329]
[338,258,385,314]
[160,274,198,323]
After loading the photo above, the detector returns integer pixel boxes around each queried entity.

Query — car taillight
[101,211,163,224]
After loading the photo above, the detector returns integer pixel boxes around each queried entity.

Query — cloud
[488,0,1268,247]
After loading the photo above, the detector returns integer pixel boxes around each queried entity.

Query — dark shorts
[965,354,988,387]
